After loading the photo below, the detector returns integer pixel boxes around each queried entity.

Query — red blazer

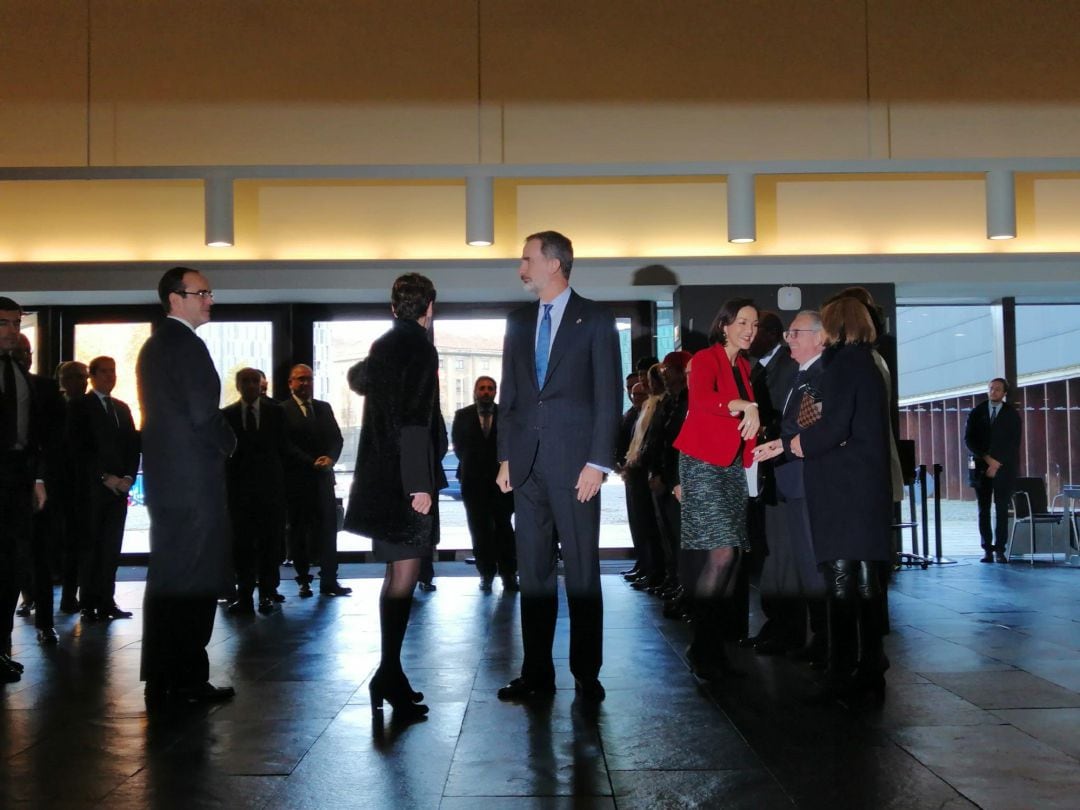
[673,344,756,468]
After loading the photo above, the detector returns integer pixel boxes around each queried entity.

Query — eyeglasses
[177,289,214,300]
[783,328,819,339]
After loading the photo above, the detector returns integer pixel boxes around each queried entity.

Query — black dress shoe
[15,601,33,618]
[417,581,437,592]
[0,662,21,684]
[271,591,286,602]
[980,553,994,563]
[995,552,1008,563]
[501,577,520,592]
[479,578,493,592]
[320,583,353,596]
[574,678,606,702]
[59,597,80,614]
[226,599,255,616]
[81,608,99,622]
[37,627,59,645]
[2,653,25,673]
[298,583,314,598]
[257,598,275,614]
[497,677,556,701]
[103,603,133,619]
[619,565,641,578]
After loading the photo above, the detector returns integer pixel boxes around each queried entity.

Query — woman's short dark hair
[391,273,437,321]
[157,266,193,311]
[707,298,756,346]
[820,296,877,346]
[525,230,574,279]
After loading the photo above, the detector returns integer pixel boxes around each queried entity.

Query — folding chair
[1006,477,1065,565]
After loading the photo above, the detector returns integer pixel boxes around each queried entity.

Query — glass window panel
[434,318,506,424]
[198,321,274,407]
[1016,304,1080,382]
[897,306,995,401]
[74,322,153,426]
[20,313,38,375]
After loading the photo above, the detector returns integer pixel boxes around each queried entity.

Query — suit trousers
[30,504,57,629]
[80,485,129,611]
[230,493,284,600]
[140,593,217,687]
[513,448,603,685]
[0,454,34,640]
[760,498,825,645]
[653,488,681,580]
[288,474,339,583]
[461,484,516,580]
[975,474,1013,552]
[625,468,662,578]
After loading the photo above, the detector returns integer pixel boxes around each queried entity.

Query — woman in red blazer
[673,298,760,680]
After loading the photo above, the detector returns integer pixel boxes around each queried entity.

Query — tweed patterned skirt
[679,452,750,551]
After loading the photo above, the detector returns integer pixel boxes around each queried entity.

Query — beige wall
[1,0,1079,281]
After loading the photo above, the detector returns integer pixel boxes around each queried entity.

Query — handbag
[796,385,822,429]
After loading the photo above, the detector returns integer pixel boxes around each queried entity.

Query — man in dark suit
[746,311,799,652]
[965,377,1022,563]
[68,355,140,622]
[1,313,54,678]
[222,368,292,615]
[452,376,517,592]
[281,364,349,597]
[759,311,827,658]
[495,230,622,705]
[137,267,237,707]
[56,361,89,615]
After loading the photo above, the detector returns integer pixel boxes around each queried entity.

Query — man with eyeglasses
[137,267,238,708]
[753,311,828,664]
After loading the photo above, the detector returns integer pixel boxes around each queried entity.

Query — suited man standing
[222,368,292,614]
[452,376,517,592]
[137,267,237,706]
[495,230,622,705]
[0,314,53,678]
[965,377,1022,563]
[68,356,140,622]
[281,364,350,597]
[755,311,828,658]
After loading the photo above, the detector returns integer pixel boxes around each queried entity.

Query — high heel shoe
[369,670,429,720]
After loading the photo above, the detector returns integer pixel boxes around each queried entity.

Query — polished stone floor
[3,557,1080,809]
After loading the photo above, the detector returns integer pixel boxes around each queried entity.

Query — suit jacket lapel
[541,291,581,389]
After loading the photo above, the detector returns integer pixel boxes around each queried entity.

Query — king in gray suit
[495,231,622,705]
[137,266,237,707]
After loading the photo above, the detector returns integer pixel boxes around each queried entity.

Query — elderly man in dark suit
[68,355,140,623]
[281,364,349,597]
[495,230,622,705]
[0,300,51,681]
[222,368,292,615]
[757,311,827,659]
[452,376,517,593]
[965,377,1023,563]
[137,267,237,707]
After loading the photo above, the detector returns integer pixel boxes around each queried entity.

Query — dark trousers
[60,490,81,604]
[287,475,339,583]
[462,484,516,581]
[80,486,128,611]
[652,488,681,580]
[230,493,284,601]
[976,474,1014,552]
[30,504,57,629]
[140,593,217,687]
[760,498,826,645]
[0,455,34,642]
[513,451,603,685]
[626,468,662,577]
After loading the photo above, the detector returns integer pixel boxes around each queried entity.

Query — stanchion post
[933,464,944,560]
[919,464,930,560]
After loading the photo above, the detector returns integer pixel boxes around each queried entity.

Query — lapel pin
[575,318,582,324]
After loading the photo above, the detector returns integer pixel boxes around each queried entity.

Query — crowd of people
[2,237,904,714]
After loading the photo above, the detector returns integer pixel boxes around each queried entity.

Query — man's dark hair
[525,230,574,279]
[0,296,21,312]
[474,375,496,390]
[88,356,114,375]
[391,273,437,321]
[635,356,659,373]
[157,266,195,311]
[991,377,1010,394]
[707,298,757,346]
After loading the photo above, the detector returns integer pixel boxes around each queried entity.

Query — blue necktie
[535,304,553,387]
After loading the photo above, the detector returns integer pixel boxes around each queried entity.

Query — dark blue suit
[498,290,622,685]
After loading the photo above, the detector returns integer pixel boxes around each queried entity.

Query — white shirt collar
[167,314,197,333]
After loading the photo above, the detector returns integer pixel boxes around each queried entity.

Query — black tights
[378,559,419,676]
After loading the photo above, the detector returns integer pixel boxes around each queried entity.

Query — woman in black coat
[344,273,447,722]
[755,296,893,701]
